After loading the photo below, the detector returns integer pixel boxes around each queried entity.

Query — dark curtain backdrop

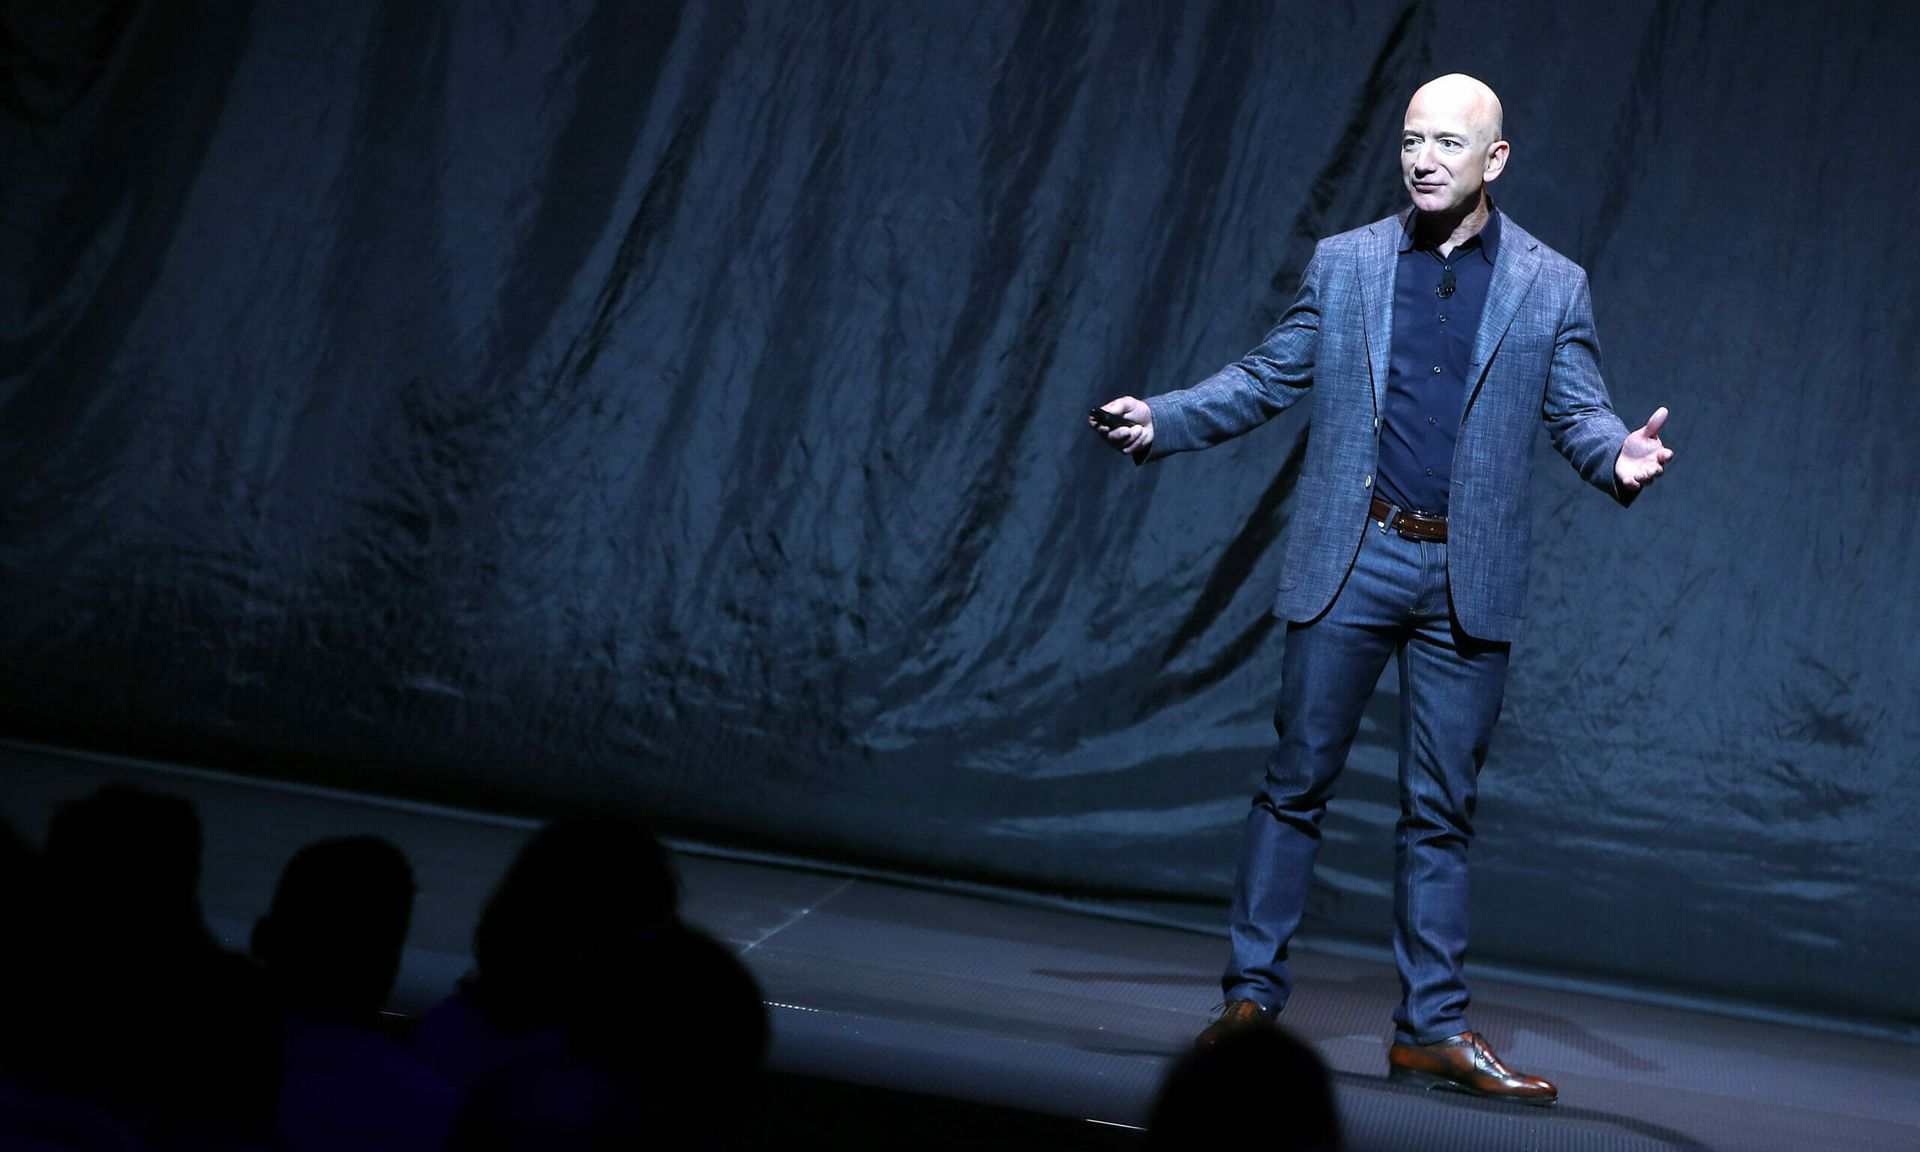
[3,0,1916,1022]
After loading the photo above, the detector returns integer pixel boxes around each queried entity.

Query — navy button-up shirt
[1376,209,1501,516]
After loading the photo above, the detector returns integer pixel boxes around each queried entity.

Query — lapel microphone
[1436,264,1457,299]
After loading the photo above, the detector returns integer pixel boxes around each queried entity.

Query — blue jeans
[1224,520,1510,1045]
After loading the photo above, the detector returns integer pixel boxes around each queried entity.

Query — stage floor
[3,743,1916,1152]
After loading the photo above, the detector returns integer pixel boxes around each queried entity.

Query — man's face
[1400,85,1507,216]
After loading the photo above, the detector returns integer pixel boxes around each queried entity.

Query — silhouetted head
[253,835,416,1016]
[43,782,208,953]
[1146,1025,1343,1151]
[470,815,679,1030]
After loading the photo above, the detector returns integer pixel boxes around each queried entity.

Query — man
[252,836,463,1152]
[1091,74,1671,1106]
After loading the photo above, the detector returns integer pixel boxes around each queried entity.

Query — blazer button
[1363,475,1372,489]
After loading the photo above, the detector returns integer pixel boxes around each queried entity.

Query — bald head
[1408,74,1504,144]
[1400,73,1510,228]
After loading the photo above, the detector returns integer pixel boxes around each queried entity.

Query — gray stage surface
[3,742,1915,1152]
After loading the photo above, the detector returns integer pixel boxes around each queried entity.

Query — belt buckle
[1397,508,1442,542]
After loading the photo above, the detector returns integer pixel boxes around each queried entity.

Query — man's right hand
[1089,396,1154,459]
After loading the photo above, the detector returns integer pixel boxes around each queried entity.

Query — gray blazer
[1145,209,1632,642]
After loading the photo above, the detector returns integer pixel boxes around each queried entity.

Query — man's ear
[1484,139,1511,183]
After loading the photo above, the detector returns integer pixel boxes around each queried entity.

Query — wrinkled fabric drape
[3,0,1916,1021]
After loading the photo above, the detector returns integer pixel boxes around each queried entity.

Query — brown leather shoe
[1193,999,1276,1049]
[1387,1031,1558,1106]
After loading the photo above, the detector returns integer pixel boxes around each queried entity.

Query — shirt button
[1439,315,1448,323]
[1425,468,1435,476]
[1428,416,1437,424]
[1432,365,1441,374]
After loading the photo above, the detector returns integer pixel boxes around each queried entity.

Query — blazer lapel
[1358,212,1403,416]
[1462,222,1542,420]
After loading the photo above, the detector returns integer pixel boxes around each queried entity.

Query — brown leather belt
[1369,495,1448,543]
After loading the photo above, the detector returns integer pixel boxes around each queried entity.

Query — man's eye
[1402,138,1420,150]
[1441,140,1464,151]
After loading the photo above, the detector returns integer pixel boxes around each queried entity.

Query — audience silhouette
[0,817,143,1152]
[413,814,768,1149]
[7,782,1287,1151]
[2,788,778,1150]
[445,921,767,1151]
[254,835,415,1018]
[1146,1023,1344,1151]
[409,814,683,1093]
[32,783,282,1150]
[253,835,462,1152]
[0,817,45,1077]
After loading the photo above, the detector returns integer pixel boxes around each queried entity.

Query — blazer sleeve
[1140,243,1326,461]
[1542,269,1636,506]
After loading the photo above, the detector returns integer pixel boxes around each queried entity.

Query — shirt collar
[1400,205,1502,264]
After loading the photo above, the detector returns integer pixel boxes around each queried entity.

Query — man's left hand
[1615,407,1674,491]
